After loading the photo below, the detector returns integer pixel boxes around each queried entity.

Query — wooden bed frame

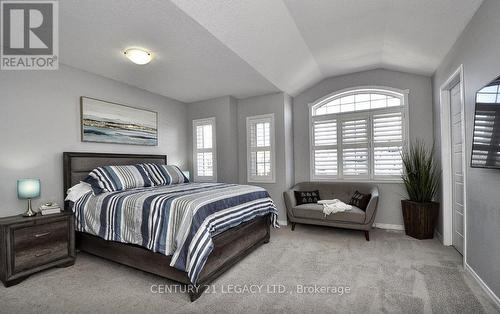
[63,152,270,301]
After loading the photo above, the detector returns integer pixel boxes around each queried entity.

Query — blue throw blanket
[72,182,278,284]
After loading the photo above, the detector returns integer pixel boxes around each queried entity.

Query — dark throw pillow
[348,191,371,211]
[294,190,320,205]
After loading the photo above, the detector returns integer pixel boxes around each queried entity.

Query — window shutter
[313,119,337,146]
[196,152,213,176]
[373,112,403,176]
[373,112,403,143]
[314,149,337,176]
[312,119,337,176]
[196,124,213,177]
[309,89,407,180]
[342,118,369,176]
[196,124,212,150]
[249,121,271,177]
[247,114,275,182]
[193,118,216,181]
[250,150,271,176]
[248,122,257,176]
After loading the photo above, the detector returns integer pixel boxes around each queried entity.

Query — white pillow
[65,182,93,202]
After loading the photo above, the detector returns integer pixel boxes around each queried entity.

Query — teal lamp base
[23,199,37,217]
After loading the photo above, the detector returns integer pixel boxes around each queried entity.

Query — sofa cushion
[294,190,320,205]
[292,204,365,224]
[348,191,371,211]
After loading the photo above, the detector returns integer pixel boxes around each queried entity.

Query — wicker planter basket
[401,200,439,239]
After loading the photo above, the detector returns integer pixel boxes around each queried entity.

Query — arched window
[309,87,409,180]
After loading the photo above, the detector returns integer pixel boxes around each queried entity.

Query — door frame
[439,64,467,263]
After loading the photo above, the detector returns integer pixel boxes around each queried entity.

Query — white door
[450,83,464,255]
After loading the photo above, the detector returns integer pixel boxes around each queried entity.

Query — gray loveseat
[283,182,379,241]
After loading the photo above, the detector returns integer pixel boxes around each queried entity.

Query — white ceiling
[60,0,483,103]
[59,0,279,102]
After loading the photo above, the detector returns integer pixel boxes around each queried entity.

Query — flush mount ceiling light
[124,48,152,65]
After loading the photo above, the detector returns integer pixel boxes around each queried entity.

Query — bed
[63,152,277,301]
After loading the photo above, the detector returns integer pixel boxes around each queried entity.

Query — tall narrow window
[247,114,275,183]
[310,87,408,181]
[193,117,216,182]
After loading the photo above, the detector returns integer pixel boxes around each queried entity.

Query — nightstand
[0,211,75,287]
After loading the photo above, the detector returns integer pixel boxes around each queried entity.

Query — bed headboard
[63,152,167,207]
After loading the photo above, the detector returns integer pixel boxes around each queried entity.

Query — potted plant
[400,140,440,239]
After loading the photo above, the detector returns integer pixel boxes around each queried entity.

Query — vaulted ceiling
[60,0,483,102]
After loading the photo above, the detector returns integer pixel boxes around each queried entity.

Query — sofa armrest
[364,189,379,225]
[283,190,297,218]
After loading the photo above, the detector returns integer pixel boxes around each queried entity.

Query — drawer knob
[35,250,52,257]
[34,232,51,238]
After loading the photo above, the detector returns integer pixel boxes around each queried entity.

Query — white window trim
[246,113,276,183]
[193,117,217,182]
[309,86,410,182]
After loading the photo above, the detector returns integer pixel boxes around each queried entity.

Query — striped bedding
[72,182,278,284]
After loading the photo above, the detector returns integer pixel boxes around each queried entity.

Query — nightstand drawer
[13,220,69,273]
[14,220,68,249]
[14,242,68,273]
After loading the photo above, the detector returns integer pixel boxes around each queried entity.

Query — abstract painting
[81,97,158,146]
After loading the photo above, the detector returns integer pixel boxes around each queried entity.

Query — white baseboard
[373,223,404,231]
[277,219,288,226]
[465,262,500,309]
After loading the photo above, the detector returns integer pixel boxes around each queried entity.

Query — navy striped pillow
[142,164,189,186]
[83,164,153,194]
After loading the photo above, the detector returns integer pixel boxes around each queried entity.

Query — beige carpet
[1,225,498,314]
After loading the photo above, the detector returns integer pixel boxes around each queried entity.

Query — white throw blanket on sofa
[318,199,352,216]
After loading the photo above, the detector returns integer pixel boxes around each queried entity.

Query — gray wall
[186,93,293,222]
[186,96,239,183]
[432,0,500,298]
[293,69,434,226]
[0,64,188,217]
[237,92,294,222]
[284,94,295,190]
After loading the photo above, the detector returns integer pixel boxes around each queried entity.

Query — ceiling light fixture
[124,48,152,65]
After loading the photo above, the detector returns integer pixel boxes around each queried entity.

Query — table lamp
[17,179,40,217]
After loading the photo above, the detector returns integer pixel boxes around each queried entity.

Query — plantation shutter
[341,117,369,177]
[310,89,407,180]
[193,118,216,181]
[247,114,275,182]
[312,119,337,176]
[372,111,404,177]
